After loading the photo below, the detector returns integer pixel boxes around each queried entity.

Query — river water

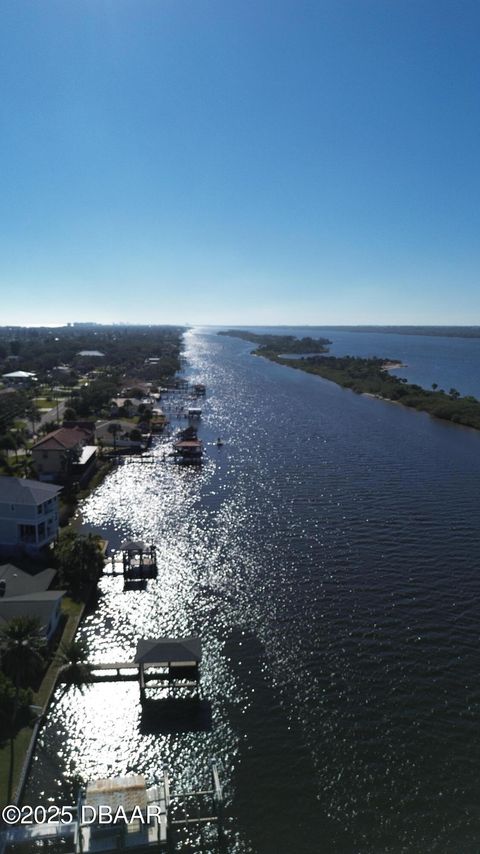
[243,325,480,398]
[25,328,480,853]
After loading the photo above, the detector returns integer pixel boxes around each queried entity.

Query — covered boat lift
[135,637,202,701]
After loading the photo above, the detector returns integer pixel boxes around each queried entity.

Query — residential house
[0,563,64,641]
[96,420,145,450]
[110,397,152,417]
[0,476,61,554]
[0,592,65,641]
[0,563,56,597]
[32,426,97,483]
[2,370,37,386]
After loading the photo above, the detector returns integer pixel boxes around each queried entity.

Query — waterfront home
[0,590,65,641]
[110,396,136,416]
[0,476,61,554]
[0,562,56,598]
[96,420,148,451]
[172,438,203,463]
[32,426,97,484]
[109,396,152,416]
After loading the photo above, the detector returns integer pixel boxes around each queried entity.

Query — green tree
[0,672,31,736]
[107,422,122,451]
[0,433,17,461]
[55,638,93,699]
[54,530,105,595]
[0,617,45,799]
[61,445,82,476]
[15,452,35,479]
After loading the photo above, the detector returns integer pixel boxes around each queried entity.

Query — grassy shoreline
[0,596,87,808]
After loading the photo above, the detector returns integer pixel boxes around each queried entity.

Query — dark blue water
[26,329,480,853]
[237,325,480,397]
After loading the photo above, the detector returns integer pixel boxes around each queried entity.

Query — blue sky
[1,0,480,326]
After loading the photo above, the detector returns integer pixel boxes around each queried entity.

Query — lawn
[0,597,86,808]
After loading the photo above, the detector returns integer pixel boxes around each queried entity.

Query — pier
[0,765,223,853]
[60,637,202,699]
[107,541,158,582]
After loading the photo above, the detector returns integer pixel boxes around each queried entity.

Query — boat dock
[60,637,202,700]
[106,541,158,582]
[0,765,223,853]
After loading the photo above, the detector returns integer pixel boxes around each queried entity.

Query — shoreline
[381,360,407,371]
[219,330,480,433]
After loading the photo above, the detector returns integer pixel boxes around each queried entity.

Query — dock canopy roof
[173,439,202,449]
[135,637,202,665]
[120,539,148,552]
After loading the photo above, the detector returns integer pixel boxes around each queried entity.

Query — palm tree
[107,422,122,452]
[15,451,35,478]
[0,616,45,799]
[0,433,18,461]
[55,639,93,700]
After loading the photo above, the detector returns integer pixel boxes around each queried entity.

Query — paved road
[36,399,67,429]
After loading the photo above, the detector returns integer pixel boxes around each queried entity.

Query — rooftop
[2,370,36,379]
[33,426,90,451]
[0,590,65,631]
[0,476,61,505]
[135,637,202,665]
[0,564,56,597]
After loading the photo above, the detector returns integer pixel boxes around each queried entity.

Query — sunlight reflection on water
[25,329,480,853]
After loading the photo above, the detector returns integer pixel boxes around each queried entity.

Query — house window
[43,452,48,459]
[19,524,36,544]
[38,522,46,541]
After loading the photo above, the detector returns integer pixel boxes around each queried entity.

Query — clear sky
[1,0,480,326]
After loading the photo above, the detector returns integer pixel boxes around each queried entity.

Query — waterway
[25,328,480,853]
[242,325,480,398]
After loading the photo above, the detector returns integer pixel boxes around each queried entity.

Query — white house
[1,370,37,386]
[0,477,61,553]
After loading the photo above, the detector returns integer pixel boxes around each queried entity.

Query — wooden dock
[0,766,224,853]
[59,638,203,699]
[106,542,158,583]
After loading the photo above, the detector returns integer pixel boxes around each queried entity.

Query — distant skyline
[2,1,480,326]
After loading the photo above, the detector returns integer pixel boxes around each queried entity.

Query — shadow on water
[140,699,213,734]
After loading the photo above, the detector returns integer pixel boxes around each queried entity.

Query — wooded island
[219,330,480,431]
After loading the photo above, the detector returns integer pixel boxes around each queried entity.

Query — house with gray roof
[0,591,65,641]
[0,476,61,554]
[0,563,56,598]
